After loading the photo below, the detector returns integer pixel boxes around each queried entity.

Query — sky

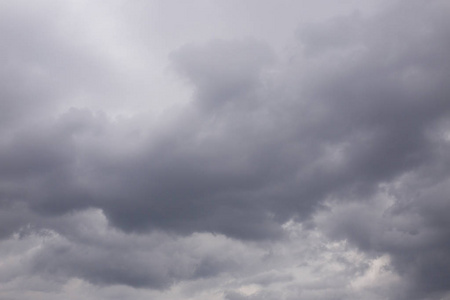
[1,0,450,299]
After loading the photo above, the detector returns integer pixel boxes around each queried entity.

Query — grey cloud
[10,210,266,289]
[2,0,449,243]
[317,177,450,299]
[224,290,278,300]
[306,2,450,298]
[0,1,127,129]
[1,0,450,299]
[241,271,294,286]
[0,205,35,239]
[104,1,450,296]
[171,39,275,110]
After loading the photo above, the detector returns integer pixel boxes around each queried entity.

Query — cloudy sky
[1,0,450,299]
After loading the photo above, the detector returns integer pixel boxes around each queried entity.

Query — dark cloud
[1,0,450,299]
[86,0,450,244]
[319,176,450,299]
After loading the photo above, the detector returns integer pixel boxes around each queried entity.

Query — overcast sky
[1,0,450,299]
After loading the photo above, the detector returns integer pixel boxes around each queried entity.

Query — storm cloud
[1,0,450,299]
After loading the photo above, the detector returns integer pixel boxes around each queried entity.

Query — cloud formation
[1,0,450,299]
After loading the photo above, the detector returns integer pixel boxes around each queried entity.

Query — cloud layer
[1,0,450,299]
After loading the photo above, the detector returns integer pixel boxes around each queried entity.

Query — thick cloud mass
[1,0,450,299]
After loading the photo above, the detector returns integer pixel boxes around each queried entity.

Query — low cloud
[1,0,450,299]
